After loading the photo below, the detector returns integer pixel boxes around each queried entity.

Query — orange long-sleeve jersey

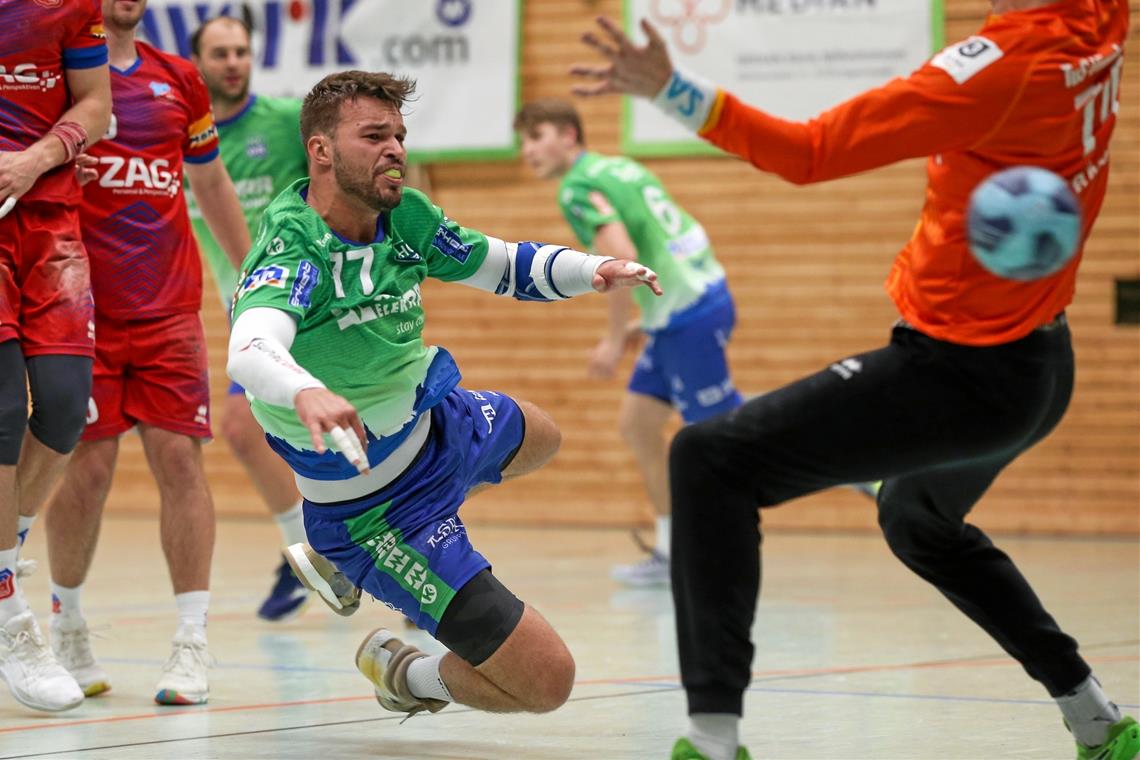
[697,0,1128,346]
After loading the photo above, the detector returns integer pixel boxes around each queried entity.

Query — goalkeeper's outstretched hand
[571,16,672,99]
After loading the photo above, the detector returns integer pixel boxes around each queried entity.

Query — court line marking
[3,684,1138,759]
[1,645,1135,739]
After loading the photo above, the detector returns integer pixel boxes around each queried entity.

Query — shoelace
[161,639,214,679]
[7,627,63,680]
[53,624,105,669]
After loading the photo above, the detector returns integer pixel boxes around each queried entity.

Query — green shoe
[670,737,752,760]
[1075,716,1140,760]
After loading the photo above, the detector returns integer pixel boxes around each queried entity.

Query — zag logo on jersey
[96,156,181,197]
[0,64,62,92]
[239,265,290,296]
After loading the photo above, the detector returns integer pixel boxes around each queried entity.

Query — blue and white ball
[966,166,1082,281]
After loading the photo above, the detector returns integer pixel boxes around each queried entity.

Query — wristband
[48,120,88,163]
[651,67,718,134]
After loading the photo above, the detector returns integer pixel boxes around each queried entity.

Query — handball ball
[966,166,1082,281]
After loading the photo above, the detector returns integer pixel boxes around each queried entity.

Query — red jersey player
[43,0,250,707]
[574,1,1136,759]
[0,0,111,714]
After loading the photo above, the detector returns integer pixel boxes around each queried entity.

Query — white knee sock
[1056,675,1122,747]
[655,516,671,557]
[405,655,453,703]
[274,502,307,548]
[688,713,739,760]
[16,515,35,548]
[0,546,29,620]
[50,581,82,617]
[175,591,210,636]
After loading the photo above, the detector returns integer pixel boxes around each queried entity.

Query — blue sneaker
[257,556,310,621]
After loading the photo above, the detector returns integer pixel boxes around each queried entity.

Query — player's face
[195,21,252,106]
[331,98,408,213]
[520,122,578,180]
[103,0,147,31]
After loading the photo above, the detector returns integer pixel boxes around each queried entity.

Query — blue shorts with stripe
[628,289,743,423]
[301,388,524,634]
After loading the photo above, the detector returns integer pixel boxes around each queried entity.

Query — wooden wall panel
[104,0,1139,536]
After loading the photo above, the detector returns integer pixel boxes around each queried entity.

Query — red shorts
[83,312,212,441]
[0,201,94,356]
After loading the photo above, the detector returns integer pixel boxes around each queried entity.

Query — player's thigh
[17,203,93,357]
[676,327,1063,503]
[618,391,673,442]
[500,399,560,479]
[124,313,211,439]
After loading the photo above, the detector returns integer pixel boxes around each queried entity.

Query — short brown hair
[513,99,585,146]
[300,71,417,141]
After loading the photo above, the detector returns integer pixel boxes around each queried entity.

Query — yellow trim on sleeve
[698,90,726,136]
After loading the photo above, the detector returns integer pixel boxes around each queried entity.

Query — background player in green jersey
[514,99,742,587]
[226,71,661,719]
[189,17,311,620]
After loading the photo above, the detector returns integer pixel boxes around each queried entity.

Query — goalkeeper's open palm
[593,259,663,296]
[571,17,673,99]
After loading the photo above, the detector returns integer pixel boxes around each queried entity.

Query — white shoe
[610,550,670,587]
[285,543,361,617]
[50,613,111,697]
[0,611,85,712]
[154,626,211,705]
[355,628,448,719]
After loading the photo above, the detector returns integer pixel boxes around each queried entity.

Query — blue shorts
[301,387,524,635]
[629,296,743,423]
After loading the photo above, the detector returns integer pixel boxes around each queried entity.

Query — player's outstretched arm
[570,16,1022,184]
[228,307,369,474]
[454,238,660,302]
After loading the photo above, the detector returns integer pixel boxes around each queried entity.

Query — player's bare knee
[523,639,575,713]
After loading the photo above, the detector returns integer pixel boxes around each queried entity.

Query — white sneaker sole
[0,672,84,712]
[285,544,360,617]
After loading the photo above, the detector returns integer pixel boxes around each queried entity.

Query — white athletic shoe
[154,626,210,705]
[355,628,447,720]
[15,558,36,579]
[0,611,85,712]
[50,613,111,697]
[285,543,361,617]
[610,550,670,587]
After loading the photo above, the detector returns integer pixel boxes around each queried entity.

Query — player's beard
[332,150,401,213]
[207,77,249,112]
[106,1,146,32]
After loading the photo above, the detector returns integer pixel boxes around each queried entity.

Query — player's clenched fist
[294,387,371,475]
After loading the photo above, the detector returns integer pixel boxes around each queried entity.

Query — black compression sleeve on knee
[26,354,93,455]
[0,341,28,465]
[435,568,525,666]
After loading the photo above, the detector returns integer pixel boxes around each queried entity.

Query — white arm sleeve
[227,307,325,408]
[455,236,613,300]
